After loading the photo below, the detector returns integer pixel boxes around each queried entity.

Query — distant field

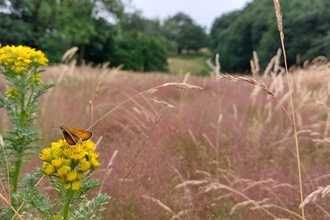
[167,50,213,76]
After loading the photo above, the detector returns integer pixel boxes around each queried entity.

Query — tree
[168,12,209,54]
[0,13,37,46]
[210,10,241,54]
[220,17,253,72]
[210,0,330,72]
[120,11,177,53]
[109,33,168,72]
[84,18,120,64]
[54,0,97,64]
[169,12,194,33]
[177,25,208,53]
[1,0,124,63]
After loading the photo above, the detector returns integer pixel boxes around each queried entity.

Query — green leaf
[20,187,54,218]
[73,194,111,220]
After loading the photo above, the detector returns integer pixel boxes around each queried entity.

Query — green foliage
[169,12,194,33]
[1,0,124,65]
[54,0,96,45]
[72,194,111,220]
[0,1,210,72]
[37,36,71,64]
[84,18,120,64]
[110,33,168,72]
[0,13,37,46]
[210,11,240,54]
[120,11,178,53]
[210,0,330,72]
[168,12,209,54]
[220,16,253,72]
[177,25,208,53]
[15,171,109,219]
[21,187,54,219]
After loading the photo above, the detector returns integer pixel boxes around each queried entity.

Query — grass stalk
[273,0,305,219]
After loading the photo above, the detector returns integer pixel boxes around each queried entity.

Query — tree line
[1,0,329,73]
[0,0,208,72]
[210,0,330,73]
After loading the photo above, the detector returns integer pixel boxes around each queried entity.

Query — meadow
[1,1,330,219]
[167,49,212,76]
[1,52,330,219]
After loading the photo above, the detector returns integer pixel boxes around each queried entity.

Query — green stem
[11,151,22,205]
[27,87,34,108]
[20,90,26,127]
[63,198,71,220]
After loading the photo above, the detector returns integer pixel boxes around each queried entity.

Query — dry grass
[2,9,330,217]
[0,53,329,218]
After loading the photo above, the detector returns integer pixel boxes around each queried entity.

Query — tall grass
[1,53,327,219]
[2,54,330,218]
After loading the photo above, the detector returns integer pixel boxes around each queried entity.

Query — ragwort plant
[0,45,109,220]
[0,45,54,217]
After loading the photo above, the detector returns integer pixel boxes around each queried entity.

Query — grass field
[167,49,212,76]
[1,57,330,219]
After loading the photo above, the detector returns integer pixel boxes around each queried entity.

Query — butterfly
[60,125,93,145]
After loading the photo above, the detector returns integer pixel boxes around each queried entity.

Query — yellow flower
[89,151,99,160]
[37,55,49,65]
[14,66,23,74]
[66,171,78,182]
[39,147,53,162]
[5,87,20,99]
[52,148,64,160]
[76,172,83,180]
[70,144,85,161]
[44,164,56,175]
[72,181,81,191]
[83,140,96,151]
[41,138,100,186]
[0,45,48,70]
[90,157,100,168]
[57,166,69,177]
[52,215,64,220]
[51,139,67,149]
[51,158,63,168]
[79,161,91,171]
[88,151,100,168]
[30,73,42,85]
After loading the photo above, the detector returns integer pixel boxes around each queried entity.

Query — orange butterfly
[60,125,93,145]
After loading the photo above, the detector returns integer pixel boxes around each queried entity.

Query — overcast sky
[127,0,252,31]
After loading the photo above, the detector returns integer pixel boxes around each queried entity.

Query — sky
[127,0,252,31]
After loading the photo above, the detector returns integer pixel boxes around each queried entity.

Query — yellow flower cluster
[51,215,63,220]
[29,73,42,85]
[39,139,100,191]
[5,87,20,99]
[0,45,49,74]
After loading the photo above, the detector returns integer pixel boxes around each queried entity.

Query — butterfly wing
[70,127,93,141]
[61,128,78,145]
[60,126,93,145]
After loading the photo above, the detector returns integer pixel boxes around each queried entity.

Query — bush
[110,33,168,72]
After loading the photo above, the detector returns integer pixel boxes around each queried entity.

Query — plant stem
[11,151,22,205]
[63,198,71,220]
[273,0,304,218]
[20,91,26,128]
